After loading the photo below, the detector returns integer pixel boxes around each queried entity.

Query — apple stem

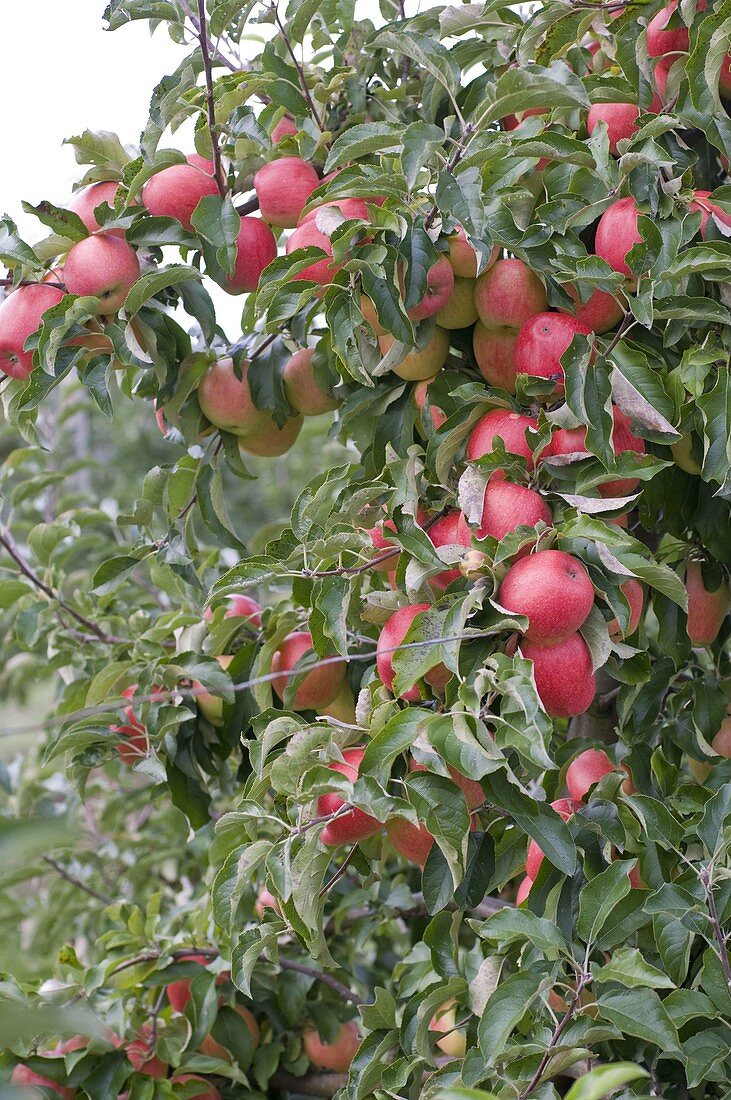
[196,0,227,199]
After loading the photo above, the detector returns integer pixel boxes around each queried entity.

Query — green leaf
[597,988,680,1052]
[123,265,200,316]
[563,1063,649,1100]
[577,860,634,942]
[593,946,676,989]
[324,122,404,173]
[370,30,461,99]
[477,970,545,1061]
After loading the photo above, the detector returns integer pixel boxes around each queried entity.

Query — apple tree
[1,0,731,1097]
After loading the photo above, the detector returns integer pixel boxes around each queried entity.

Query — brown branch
[42,856,116,906]
[279,959,362,1004]
[0,524,129,646]
[196,0,227,198]
[424,123,474,231]
[236,195,260,216]
[396,0,411,82]
[0,278,65,290]
[700,865,731,995]
[319,843,358,898]
[270,1070,348,1098]
[179,0,239,72]
[272,3,327,134]
[518,971,590,1099]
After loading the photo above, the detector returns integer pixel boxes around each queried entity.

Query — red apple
[167,954,209,1013]
[447,225,498,278]
[222,217,277,294]
[409,758,484,809]
[498,550,595,643]
[237,414,303,457]
[254,156,319,228]
[198,1005,259,1061]
[378,328,450,381]
[458,480,553,543]
[407,256,455,322]
[317,748,381,846]
[474,258,548,329]
[560,285,624,335]
[594,197,643,282]
[515,875,533,904]
[514,313,592,394]
[429,999,466,1058]
[126,1025,167,1078]
[302,1020,360,1072]
[414,378,447,430]
[387,817,435,865]
[197,357,269,437]
[608,577,644,638]
[472,322,519,393]
[112,685,148,765]
[367,518,398,572]
[566,748,633,802]
[646,0,690,57]
[685,560,730,645]
[285,220,341,284]
[271,115,298,143]
[283,348,339,416]
[63,233,140,314]
[0,283,64,379]
[68,180,125,236]
[376,604,451,701]
[689,190,731,239]
[298,197,369,227]
[141,154,218,231]
[205,593,262,626]
[526,797,583,878]
[587,103,644,155]
[254,887,281,917]
[546,405,645,498]
[520,633,596,718]
[271,630,346,709]
[466,408,538,468]
[11,1064,74,1099]
[426,509,472,589]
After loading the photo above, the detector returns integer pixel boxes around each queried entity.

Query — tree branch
[42,856,116,906]
[270,1070,348,1098]
[235,195,260,216]
[196,0,227,197]
[518,971,590,1098]
[700,865,731,994]
[279,958,362,1004]
[272,3,327,135]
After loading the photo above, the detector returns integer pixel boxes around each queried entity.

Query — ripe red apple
[457,481,553,543]
[285,220,341,284]
[429,999,466,1058]
[594,197,643,282]
[376,603,451,701]
[407,256,455,322]
[0,283,64,379]
[447,225,498,278]
[646,0,690,57]
[546,405,645,497]
[283,348,339,415]
[515,875,533,904]
[317,748,382,846]
[525,797,582,878]
[237,414,303,457]
[126,1025,168,1077]
[271,630,345,709]
[254,156,319,228]
[112,684,149,764]
[566,748,634,802]
[167,953,209,1013]
[205,593,262,626]
[521,633,596,718]
[222,217,277,294]
[367,518,398,572]
[171,1076,221,1100]
[472,322,519,392]
[378,327,450,380]
[436,276,478,329]
[474,258,548,330]
[141,154,218,230]
[560,285,624,335]
[413,377,447,430]
[11,1064,75,1099]
[68,180,125,235]
[685,560,730,645]
[466,408,538,469]
[426,509,472,589]
[608,577,644,638]
[271,115,298,143]
[409,757,484,809]
[689,190,731,239]
[498,550,595,643]
[63,233,140,314]
[587,103,643,155]
[198,357,269,436]
[387,817,435,865]
[254,886,281,917]
[302,1020,360,1072]
[514,312,592,394]
[199,1005,260,1061]
[298,197,370,227]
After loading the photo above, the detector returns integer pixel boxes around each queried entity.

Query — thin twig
[272,3,327,134]
[519,971,590,1098]
[279,958,362,1004]
[319,843,358,897]
[424,123,474,231]
[700,865,731,994]
[236,195,260,216]
[196,0,226,198]
[269,1070,348,1098]
[42,856,115,906]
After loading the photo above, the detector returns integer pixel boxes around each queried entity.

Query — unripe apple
[68,180,125,236]
[221,217,277,294]
[521,633,596,718]
[413,377,447,430]
[63,233,140,314]
[594,197,643,282]
[283,348,339,415]
[0,283,64,379]
[317,748,382,846]
[685,560,730,646]
[141,154,218,230]
[515,875,533,904]
[435,276,478,329]
[514,312,592,394]
[199,1005,260,1061]
[378,327,450,381]
[526,797,582,878]
[166,953,210,1013]
[238,414,303,457]
[320,682,358,723]
[254,157,319,227]
[472,322,519,392]
[498,550,595,643]
[302,1020,360,1072]
[608,577,644,638]
[566,748,633,802]
[360,295,387,336]
[646,0,690,57]
[271,630,346,710]
[474,258,548,329]
[126,1025,168,1078]
[407,256,455,322]
[426,509,472,590]
[387,817,435,865]
[171,1075,221,1100]
[587,103,643,155]
[460,549,489,579]
[11,1064,75,1099]
[671,430,702,474]
[285,220,341,284]
[271,115,298,143]
[560,285,624,335]
[198,358,270,437]
[446,226,498,278]
[429,999,466,1058]
[376,604,451,701]
[254,887,281,917]
[195,654,233,726]
[466,408,538,469]
[457,481,553,544]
